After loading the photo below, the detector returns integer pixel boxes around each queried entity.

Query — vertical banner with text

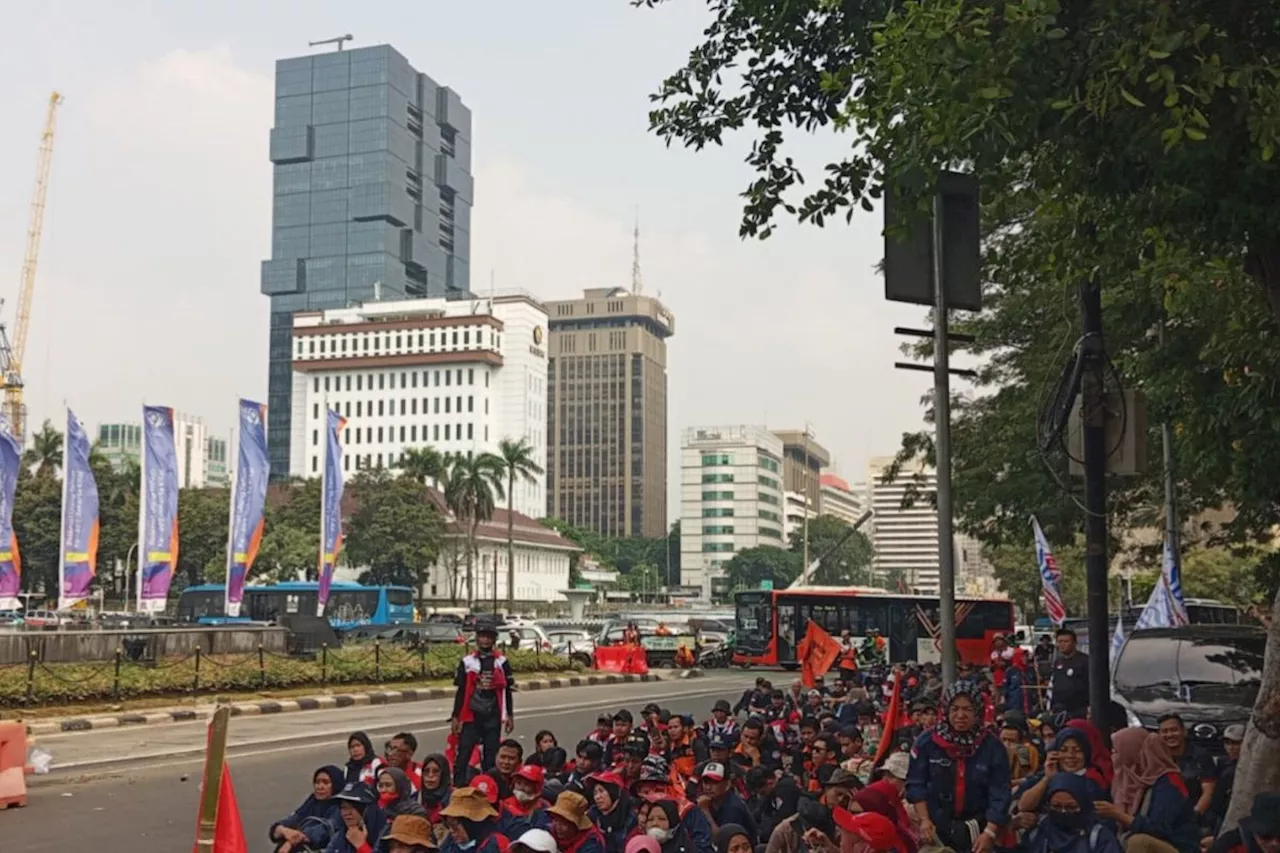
[59,409,100,609]
[138,405,179,612]
[0,416,22,611]
[225,400,269,618]
[317,409,346,616]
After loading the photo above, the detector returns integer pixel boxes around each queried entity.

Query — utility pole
[931,194,958,688]
[1079,270,1111,732]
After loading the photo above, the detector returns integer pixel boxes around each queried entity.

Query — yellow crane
[0,91,63,446]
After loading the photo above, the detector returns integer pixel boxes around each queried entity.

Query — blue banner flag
[138,405,179,612]
[0,416,21,611]
[60,409,100,609]
[317,409,346,616]
[226,400,269,618]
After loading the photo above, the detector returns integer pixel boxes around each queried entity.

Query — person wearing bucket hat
[440,787,506,853]
[450,619,516,786]
[382,814,439,853]
[325,782,387,853]
[1210,792,1280,853]
[546,791,605,853]
[703,700,739,743]
[511,829,561,853]
[501,765,551,838]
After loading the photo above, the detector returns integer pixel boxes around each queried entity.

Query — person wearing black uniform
[1049,628,1089,718]
[449,620,515,785]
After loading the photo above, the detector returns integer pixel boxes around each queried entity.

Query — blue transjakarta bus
[176,581,415,630]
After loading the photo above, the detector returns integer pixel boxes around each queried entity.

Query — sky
[0,1,954,519]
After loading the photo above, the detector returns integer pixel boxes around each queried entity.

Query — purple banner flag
[0,416,21,611]
[59,409,100,609]
[317,409,346,616]
[225,400,269,618]
[138,406,179,612]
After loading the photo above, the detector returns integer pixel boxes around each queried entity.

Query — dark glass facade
[261,45,473,478]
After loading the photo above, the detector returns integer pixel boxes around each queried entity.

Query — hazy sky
[0,1,954,517]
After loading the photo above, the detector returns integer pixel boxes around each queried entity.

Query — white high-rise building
[820,473,865,526]
[867,455,942,594]
[289,292,549,518]
[680,425,786,600]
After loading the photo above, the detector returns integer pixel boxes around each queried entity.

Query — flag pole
[194,705,232,851]
[223,401,240,618]
[57,406,69,611]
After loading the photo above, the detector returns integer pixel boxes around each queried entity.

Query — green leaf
[1046,29,1066,40]
[1149,49,1171,59]
[1120,88,1146,107]
[978,86,1003,99]
[1185,127,1207,141]
[1263,145,1275,162]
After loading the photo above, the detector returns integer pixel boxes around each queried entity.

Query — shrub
[0,644,574,708]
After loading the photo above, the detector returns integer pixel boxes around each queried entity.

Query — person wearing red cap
[502,764,552,838]
[832,807,909,853]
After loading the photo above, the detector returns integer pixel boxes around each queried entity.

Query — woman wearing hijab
[1065,719,1114,789]
[586,771,636,853]
[905,682,1011,853]
[1095,729,1199,853]
[1015,728,1110,814]
[420,754,453,824]
[832,807,909,853]
[645,799,699,853]
[377,768,430,823]
[850,789,915,853]
[325,782,388,853]
[713,824,753,853]
[270,765,345,852]
[347,732,383,786]
[1024,774,1122,853]
[440,786,510,853]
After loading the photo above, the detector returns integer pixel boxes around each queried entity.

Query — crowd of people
[264,624,1278,853]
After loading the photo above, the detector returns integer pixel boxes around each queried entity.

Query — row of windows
[759,475,780,491]
[703,543,735,553]
[759,456,780,474]
[759,493,780,506]
[701,454,731,466]
[702,490,734,502]
[702,473,733,484]
[702,508,734,518]
[760,526,783,540]
[312,367,486,394]
[314,395,486,421]
[703,525,735,535]
[315,421,480,451]
[315,443,484,475]
[759,509,782,524]
[297,327,498,360]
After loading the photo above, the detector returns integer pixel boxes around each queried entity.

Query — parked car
[498,623,553,652]
[549,630,596,665]
[1111,624,1264,753]
[22,610,65,629]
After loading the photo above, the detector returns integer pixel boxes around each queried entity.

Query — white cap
[514,829,559,853]
[882,751,910,780]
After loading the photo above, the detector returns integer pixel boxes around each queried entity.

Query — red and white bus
[733,586,1015,668]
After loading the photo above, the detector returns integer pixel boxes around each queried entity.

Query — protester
[326,782,385,853]
[586,770,636,853]
[713,824,754,853]
[502,764,552,837]
[1207,725,1244,832]
[645,799,702,853]
[270,765,345,853]
[450,621,516,786]
[1048,629,1089,719]
[383,815,440,853]
[419,754,452,823]
[1024,775,1122,853]
[1157,714,1217,824]
[377,768,430,821]
[546,791,607,853]
[1097,729,1200,853]
[440,786,509,853]
[1209,792,1280,853]
[346,733,383,786]
[695,762,757,839]
[512,829,562,853]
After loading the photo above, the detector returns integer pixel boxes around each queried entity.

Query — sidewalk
[21,668,704,736]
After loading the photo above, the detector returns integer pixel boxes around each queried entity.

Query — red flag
[872,674,904,767]
[193,764,247,853]
[796,620,841,689]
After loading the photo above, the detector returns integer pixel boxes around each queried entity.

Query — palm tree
[397,445,448,488]
[496,437,544,607]
[24,420,63,478]
[444,452,505,606]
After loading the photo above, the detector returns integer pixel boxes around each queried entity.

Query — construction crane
[0,91,63,446]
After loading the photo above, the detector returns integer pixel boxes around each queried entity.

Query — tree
[398,446,448,488]
[1130,547,1264,606]
[344,468,444,609]
[665,520,682,587]
[618,562,663,594]
[24,420,62,479]
[444,452,505,606]
[252,478,322,583]
[723,545,801,592]
[175,488,230,589]
[495,437,544,607]
[12,470,61,598]
[789,515,874,586]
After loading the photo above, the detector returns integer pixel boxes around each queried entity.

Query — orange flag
[797,620,841,688]
[872,673,905,767]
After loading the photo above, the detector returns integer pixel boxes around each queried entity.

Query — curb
[21,670,701,737]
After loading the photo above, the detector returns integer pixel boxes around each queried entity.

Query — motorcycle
[697,644,730,669]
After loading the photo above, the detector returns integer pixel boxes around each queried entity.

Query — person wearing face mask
[502,765,552,838]
[270,765,345,852]
[1024,774,1121,853]
[631,756,714,853]
[440,786,510,853]
[646,800,699,853]
[325,782,386,853]
[376,768,430,829]
[546,791,606,853]
[585,770,636,853]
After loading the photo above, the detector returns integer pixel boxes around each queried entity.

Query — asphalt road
[5,671,754,852]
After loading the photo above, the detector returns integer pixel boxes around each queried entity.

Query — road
[5,671,753,852]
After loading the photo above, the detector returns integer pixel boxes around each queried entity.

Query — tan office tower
[546,287,675,538]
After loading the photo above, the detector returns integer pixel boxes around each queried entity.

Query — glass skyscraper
[261,45,473,478]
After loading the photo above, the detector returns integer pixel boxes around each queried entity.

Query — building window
[467,396,474,412]
[758,475,779,490]
[356,401,363,417]
[445,398,451,414]
[411,372,418,388]
[702,525,735,535]
[312,429,318,447]
[411,425,417,441]
[400,399,406,416]
[702,543,734,553]
[702,454,731,466]
[484,398,489,414]
[701,473,734,484]
[411,399,417,415]
[445,424,451,441]
[377,427,384,442]
[760,526,783,540]
[433,398,439,414]
[467,423,473,439]
[311,456,318,473]
[357,375,363,391]
[468,368,474,385]
[434,425,439,441]
[759,509,782,523]
[343,456,349,472]
[378,374,385,390]
[702,508,735,518]
[485,372,489,388]
[378,400,385,417]
[759,456,780,473]
[702,490,734,501]
[399,425,405,441]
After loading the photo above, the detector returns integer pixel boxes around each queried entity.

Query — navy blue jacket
[708,791,758,842]
[589,805,637,853]
[1131,775,1200,853]
[906,730,1011,828]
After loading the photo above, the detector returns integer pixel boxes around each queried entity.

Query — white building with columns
[289,292,549,518]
